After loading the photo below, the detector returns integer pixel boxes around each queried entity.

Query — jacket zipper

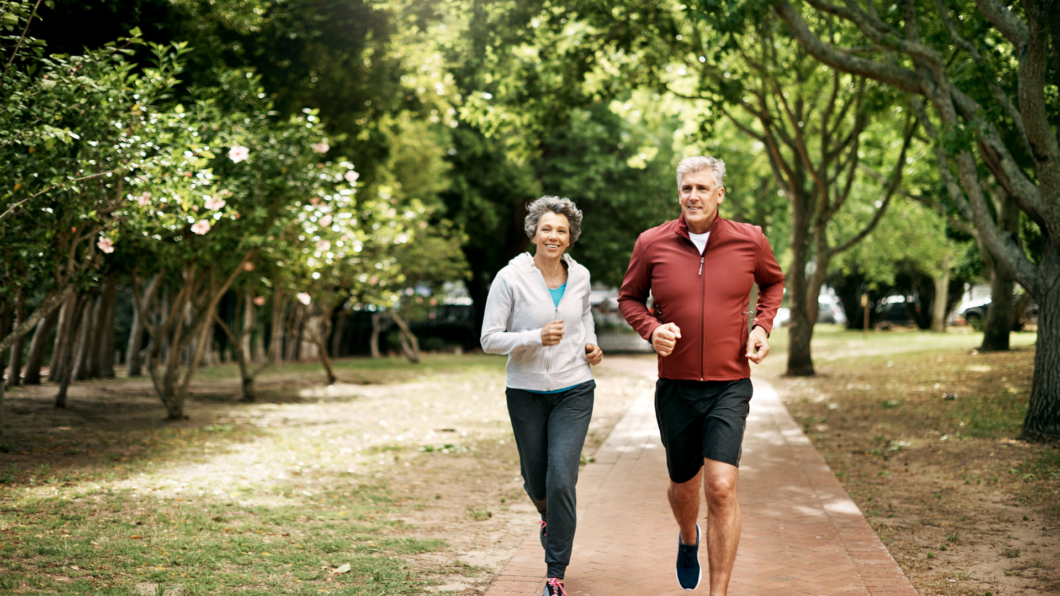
[698,234,714,382]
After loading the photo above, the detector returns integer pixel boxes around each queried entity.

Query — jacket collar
[676,214,725,241]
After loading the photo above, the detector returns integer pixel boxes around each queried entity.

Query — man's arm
[750,229,785,336]
[617,235,662,342]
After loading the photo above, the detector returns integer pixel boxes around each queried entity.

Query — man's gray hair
[524,196,583,244]
[676,155,726,189]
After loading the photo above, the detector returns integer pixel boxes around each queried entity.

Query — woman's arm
[480,272,544,355]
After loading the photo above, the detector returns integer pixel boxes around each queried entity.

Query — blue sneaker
[676,524,702,590]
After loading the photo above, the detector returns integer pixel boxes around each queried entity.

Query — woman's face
[533,211,571,259]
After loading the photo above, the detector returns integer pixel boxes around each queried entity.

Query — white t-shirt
[689,231,710,254]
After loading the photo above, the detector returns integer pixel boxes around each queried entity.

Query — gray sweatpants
[506,380,595,579]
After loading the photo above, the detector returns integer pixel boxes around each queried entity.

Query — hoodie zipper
[534,255,567,392]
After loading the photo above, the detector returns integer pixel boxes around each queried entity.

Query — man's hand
[585,343,603,365]
[745,325,770,364]
[541,320,565,346]
[651,323,682,357]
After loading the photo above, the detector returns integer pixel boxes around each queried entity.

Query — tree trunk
[49,292,78,384]
[979,194,1020,351]
[127,302,145,377]
[242,291,254,362]
[785,193,816,377]
[23,307,59,385]
[286,305,303,361]
[0,312,9,438]
[310,307,337,384]
[94,278,118,378]
[6,289,26,389]
[214,302,261,402]
[331,309,346,358]
[1021,265,1060,440]
[128,274,161,377]
[56,294,90,408]
[253,333,266,364]
[981,260,1017,351]
[391,311,421,364]
[71,295,96,381]
[931,270,950,333]
[370,312,383,358]
[268,291,285,364]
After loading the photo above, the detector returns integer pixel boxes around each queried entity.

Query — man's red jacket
[618,215,785,381]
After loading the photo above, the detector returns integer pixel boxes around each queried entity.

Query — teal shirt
[548,282,566,307]
[528,283,573,394]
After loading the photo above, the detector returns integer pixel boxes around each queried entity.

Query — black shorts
[654,378,753,483]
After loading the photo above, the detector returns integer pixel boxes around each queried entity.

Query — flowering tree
[119,71,352,419]
[0,3,189,422]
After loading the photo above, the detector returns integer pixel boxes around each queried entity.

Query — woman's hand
[585,343,603,365]
[541,320,565,346]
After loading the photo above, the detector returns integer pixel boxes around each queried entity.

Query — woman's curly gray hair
[524,196,583,244]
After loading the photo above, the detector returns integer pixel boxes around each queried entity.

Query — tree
[120,70,350,419]
[773,0,1060,438]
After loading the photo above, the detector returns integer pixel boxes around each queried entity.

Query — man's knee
[703,462,738,505]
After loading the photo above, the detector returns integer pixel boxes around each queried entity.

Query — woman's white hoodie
[480,253,597,391]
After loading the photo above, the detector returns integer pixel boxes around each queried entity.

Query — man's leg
[703,458,740,596]
[668,467,703,546]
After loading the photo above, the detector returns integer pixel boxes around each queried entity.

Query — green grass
[0,479,443,595]
[764,324,1037,365]
[0,353,523,594]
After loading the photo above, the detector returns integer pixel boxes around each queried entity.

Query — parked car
[875,296,916,329]
[957,295,1038,329]
[957,297,992,328]
[773,307,790,328]
[817,296,847,325]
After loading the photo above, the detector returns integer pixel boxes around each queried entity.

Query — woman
[481,196,603,596]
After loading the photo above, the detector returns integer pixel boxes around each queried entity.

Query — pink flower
[97,237,114,254]
[316,240,331,251]
[136,192,151,207]
[312,141,330,154]
[344,170,359,184]
[297,292,312,306]
[318,214,333,227]
[204,195,226,210]
[191,219,211,235]
[253,296,266,306]
[244,261,255,271]
[228,145,250,163]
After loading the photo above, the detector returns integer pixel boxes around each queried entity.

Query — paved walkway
[484,364,919,596]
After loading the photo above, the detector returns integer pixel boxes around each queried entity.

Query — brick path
[484,360,918,596]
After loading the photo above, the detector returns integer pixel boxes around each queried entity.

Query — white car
[773,307,790,328]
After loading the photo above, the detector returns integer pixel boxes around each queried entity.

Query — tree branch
[772,0,923,94]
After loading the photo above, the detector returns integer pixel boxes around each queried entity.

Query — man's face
[679,169,725,233]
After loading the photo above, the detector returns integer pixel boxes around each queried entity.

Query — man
[618,156,784,594]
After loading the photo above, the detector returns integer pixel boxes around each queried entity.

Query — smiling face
[532,211,571,259]
[679,169,725,234]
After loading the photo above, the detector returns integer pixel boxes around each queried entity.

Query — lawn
[0,354,645,595]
